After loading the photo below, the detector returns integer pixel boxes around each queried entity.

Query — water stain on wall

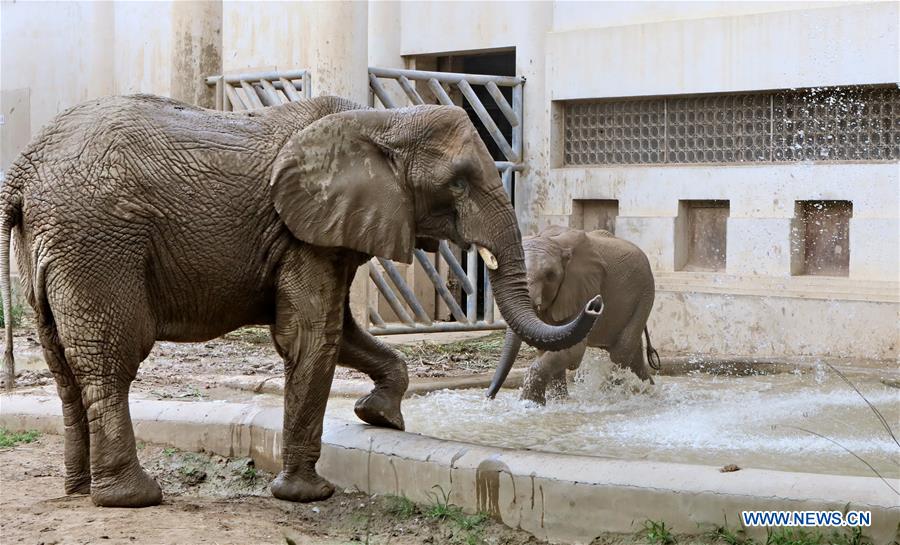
[475,457,509,521]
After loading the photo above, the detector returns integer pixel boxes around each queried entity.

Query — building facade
[2,1,897,359]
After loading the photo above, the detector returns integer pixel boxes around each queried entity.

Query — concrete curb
[2,395,897,544]
[210,368,527,398]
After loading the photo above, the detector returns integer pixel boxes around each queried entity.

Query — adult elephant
[486,226,657,404]
[0,95,601,508]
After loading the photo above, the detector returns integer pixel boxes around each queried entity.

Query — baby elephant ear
[270,111,414,263]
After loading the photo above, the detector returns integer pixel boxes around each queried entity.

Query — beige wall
[550,1,854,31]
[1,1,220,169]
[221,1,311,74]
[222,1,367,102]
[1,1,113,169]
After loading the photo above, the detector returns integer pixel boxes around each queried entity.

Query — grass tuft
[642,520,677,545]
[703,524,874,545]
[0,428,40,448]
[240,465,258,482]
[385,494,418,518]
[420,486,489,544]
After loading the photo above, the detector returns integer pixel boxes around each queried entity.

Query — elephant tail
[1,176,21,391]
[644,327,661,371]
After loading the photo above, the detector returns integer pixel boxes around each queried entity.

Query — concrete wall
[535,2,899,359]
[1,1,113,169]
[1,1,221,169]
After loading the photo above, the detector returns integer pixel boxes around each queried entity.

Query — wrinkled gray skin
[0,95,601,508]
[487,226,656,405]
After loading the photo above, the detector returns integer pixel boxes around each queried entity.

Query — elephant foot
[91,466,162,507]
[519,388,547,406]
[271,470,334,502]
[65,473,92,495]
[354,390,405,431]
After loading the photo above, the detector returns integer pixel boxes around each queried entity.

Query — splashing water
[329,350,899,478]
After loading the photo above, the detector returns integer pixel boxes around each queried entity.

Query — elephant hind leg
[609,342,654,384]
[338,297,408,430]
[38,318,90,494]
[48,271,160,507]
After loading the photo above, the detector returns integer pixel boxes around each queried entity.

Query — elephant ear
[546,227,607,324]
[270,110,414,263]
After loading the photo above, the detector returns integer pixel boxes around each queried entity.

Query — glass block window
[667,94,771,163]
[564,99,665,164]
[774,87,898,161]
[563,85,899,166]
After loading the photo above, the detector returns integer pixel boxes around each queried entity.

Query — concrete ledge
[211,369,527,398]
[2,395,897,544]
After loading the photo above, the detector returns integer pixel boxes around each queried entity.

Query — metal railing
[205,69,311,111]
[366,66,525,334]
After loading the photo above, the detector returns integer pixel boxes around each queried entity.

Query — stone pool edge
[2,395,897,545]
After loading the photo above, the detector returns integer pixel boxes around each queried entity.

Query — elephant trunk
[485,328,521,398]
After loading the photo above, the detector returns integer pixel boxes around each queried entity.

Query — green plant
[0,302,24,329]
[385,494,417,518]
[707,525,751,545]
[0,428,40,447]
[829,527,871,545]
[423,486,488,544]
[162,447,177,456]
[240,466,258,482]
[705,525,873,545]
[456,512,488,531]
[642,520,677,545]
[424,485,455,520]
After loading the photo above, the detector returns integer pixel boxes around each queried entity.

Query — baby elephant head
[523,236,571,316]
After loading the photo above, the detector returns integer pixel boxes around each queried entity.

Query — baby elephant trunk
[485,296,604,398]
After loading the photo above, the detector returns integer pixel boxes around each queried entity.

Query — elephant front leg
[521,342,586,405]
[338,296,408,431]
[269,248,352,503]
[546,368,569,401]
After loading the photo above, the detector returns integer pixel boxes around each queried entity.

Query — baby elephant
[487,225,659,404]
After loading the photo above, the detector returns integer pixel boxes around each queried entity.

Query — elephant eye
[449,177,468,192]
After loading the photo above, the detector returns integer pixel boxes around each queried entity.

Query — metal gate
[366,67,524,334]
[205,67,525,335]
[205,69,312,110]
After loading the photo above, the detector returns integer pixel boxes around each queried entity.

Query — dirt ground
[0,325,549,544]
[3,325,536,400]
[0,433,548,545]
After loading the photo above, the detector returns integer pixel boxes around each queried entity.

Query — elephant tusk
[477,246,498,270]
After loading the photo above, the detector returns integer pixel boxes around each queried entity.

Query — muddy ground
[1,433,550,545]
[4,325,536,400]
